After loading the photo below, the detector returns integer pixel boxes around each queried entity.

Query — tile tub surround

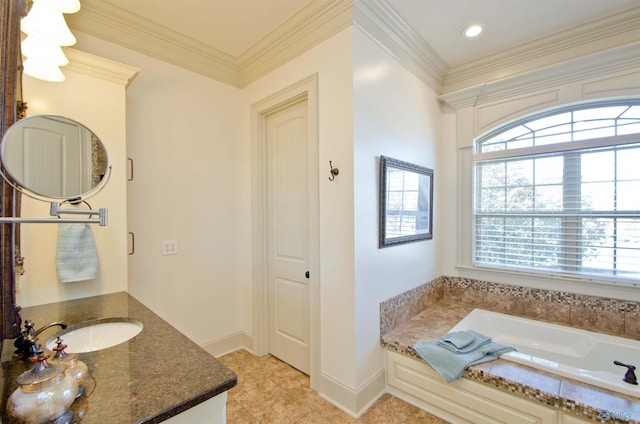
[381,276,640,340]
[0,292,237,423]
[380,278,640,423]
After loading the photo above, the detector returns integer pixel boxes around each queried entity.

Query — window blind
[473,103,640,281]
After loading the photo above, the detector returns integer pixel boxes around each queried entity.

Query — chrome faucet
[13,319,68,359]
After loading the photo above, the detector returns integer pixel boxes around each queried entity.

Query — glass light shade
[21,2,76,46]
[36,0,81,14]
[23,57,66,82]
[22,36,69,66]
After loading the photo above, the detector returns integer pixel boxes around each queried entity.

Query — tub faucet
[13,319,68,359]
[614,360,638,385]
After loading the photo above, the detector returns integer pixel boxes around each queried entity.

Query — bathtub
[449,309,640,399]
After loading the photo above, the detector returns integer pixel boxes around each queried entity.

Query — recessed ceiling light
[463,24,483,38]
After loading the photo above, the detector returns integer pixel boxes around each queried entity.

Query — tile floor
[218,349,450,423]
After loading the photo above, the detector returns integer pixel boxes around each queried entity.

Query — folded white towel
[56,223,99,283]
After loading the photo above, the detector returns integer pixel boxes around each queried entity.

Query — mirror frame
[379,155,434,248]
[1,0,25,340]
[0,114,112,201]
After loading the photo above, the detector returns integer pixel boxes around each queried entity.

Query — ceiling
[81,0,639,68]
[386,0,639,68]
[65,0,640,88]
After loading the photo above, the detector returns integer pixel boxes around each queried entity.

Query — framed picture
[379,155,433,248]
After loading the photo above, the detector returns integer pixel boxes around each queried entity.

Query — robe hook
[329,161,339,181]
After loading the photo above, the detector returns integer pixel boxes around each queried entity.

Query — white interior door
[266,100,310,374]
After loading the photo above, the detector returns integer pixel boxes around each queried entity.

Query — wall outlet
[162,240,178,255]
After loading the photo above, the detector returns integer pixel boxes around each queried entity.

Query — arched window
[473,102,640,282]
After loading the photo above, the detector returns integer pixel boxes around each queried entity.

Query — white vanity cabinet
[386,351,593,424]
[163,393,227,424]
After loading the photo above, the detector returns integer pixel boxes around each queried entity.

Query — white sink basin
[46,318,143,353]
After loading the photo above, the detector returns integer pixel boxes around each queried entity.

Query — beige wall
[17,54,134,307]
[69,32,250,348]
[352,27,441,392]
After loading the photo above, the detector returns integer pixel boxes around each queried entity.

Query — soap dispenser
[6,346,78,424]
[50,337,88,397]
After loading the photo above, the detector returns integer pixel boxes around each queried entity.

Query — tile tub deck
[381,301,640,424]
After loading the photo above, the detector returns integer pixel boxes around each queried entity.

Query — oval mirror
[0,115,110,200]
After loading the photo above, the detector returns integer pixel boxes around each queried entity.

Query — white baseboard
[200,331,253,357]
[317,368,386,418]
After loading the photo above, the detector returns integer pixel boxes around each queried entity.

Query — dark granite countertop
[381,300,640,423]
[1,292,237,423]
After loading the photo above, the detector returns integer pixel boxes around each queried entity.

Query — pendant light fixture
[21,0,81,82]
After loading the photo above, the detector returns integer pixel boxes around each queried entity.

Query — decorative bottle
[6,346,78,424]
[50,337,88,397]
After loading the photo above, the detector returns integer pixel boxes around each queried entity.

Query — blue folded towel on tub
[436,330,491,353]
[413,330,515,382]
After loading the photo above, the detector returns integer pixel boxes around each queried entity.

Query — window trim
[471,103,640,284]
[476,100,640,151]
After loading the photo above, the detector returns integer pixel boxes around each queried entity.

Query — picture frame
[379,155,433,248]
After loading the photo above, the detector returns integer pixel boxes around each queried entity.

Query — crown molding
[353,0,447,93]
[65,1,640,96]
[442,5,640,95]
[238,0,352,86]
[64,47,140,87]
[439,42,640,110]
[67,0,352,88]
[66,0,240,87]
